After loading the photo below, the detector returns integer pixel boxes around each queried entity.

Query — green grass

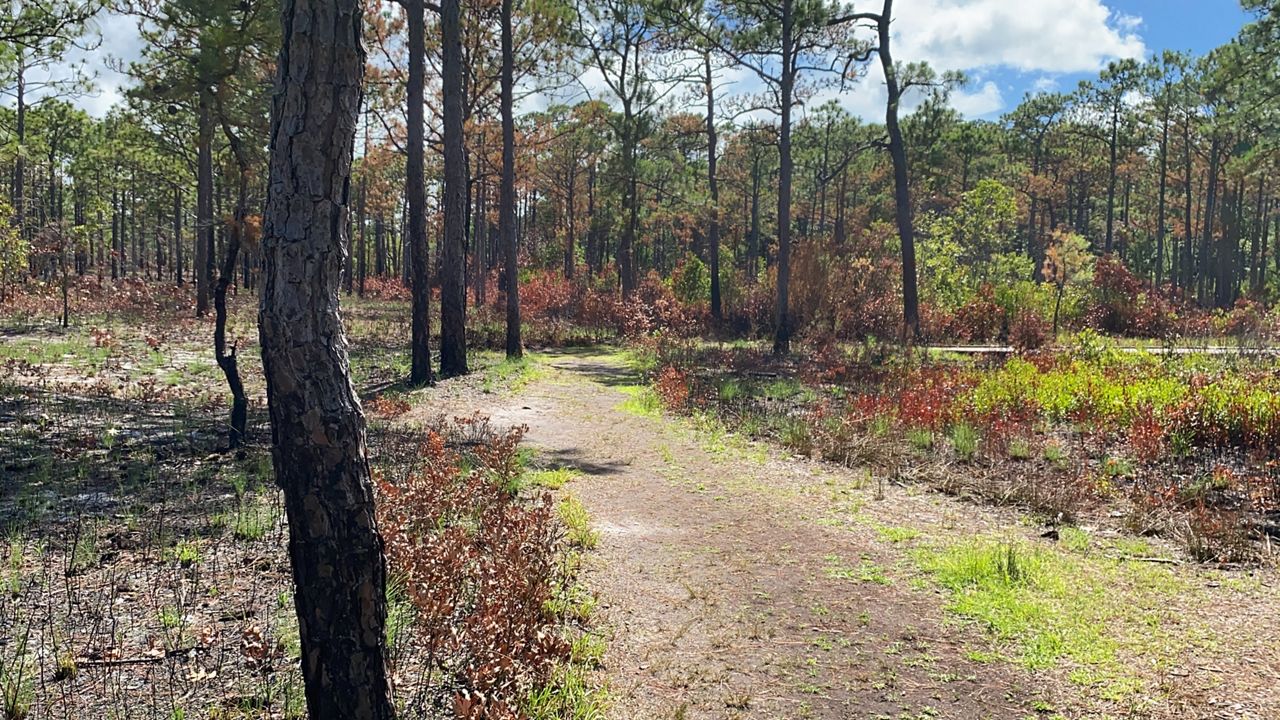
[232,499,277,542]
[524,662,609,720]
[616,385,662,417]
[823,554,892,585]
[907,428,935,452]
[949,423,979,461]
[0,627,33,720]
[558,496,599,549]
[913,535,1196,703]
[524,467,583,491]
[875,525,923,544]
[480,352,544,394]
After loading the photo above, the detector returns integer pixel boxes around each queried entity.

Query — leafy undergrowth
[638,333,1280,565]
[376,415,607,719]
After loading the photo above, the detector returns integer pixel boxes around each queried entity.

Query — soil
[408,352,1030,718]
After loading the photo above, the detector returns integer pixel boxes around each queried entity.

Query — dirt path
[404,349,1280,720]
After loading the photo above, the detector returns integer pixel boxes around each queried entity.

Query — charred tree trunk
[258,0,397,716]
[704,49,722,322]
[501,0,522,359]
[439,0,469,377]
[773,0,794,354]
[405,0,434,385]
[216,123,250,449]
[877,0,919,339]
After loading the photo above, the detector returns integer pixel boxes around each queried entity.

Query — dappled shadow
[0,380,272,538]
[535,446,629,477]
[550,358,639,388]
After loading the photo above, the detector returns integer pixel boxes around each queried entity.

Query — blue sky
[24,0,1264,121]
[983,0,1254,110]
[800,0,1260,121]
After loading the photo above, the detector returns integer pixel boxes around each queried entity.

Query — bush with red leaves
[362,276,411,301]
[375,416,575,717]
[1087,255,1176,337]
[1008,308,1050,351]
[654,365,691,412]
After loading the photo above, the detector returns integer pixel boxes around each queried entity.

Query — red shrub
[375,419,570,710]
[1009,308,1050,351]
[895,367,977,431]
[1087,255,1175,337]
[655,365,691,411]
[1128,404,1165,463]
[363,276,411,301]
[954,285,1004,342]
[521,270,577,320]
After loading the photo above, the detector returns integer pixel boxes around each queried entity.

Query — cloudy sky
[31,0,1254,122]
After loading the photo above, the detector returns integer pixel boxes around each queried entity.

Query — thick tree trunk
[439,0,469,377]
[501,0,522,358]
[405,0,434,385]
[259,0,397,717]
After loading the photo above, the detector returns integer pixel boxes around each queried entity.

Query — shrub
[670,252,710,306]
[1008,308,1050,351]
[654,365,691,412]
[1087,255,1176,337]
[376,421,571,711]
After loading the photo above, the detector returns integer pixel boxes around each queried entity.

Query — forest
[3,0,1280,718]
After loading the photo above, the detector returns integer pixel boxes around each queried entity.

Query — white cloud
[890,0,1147,74]
[53,1,1147,124]
[950,80,1004,117]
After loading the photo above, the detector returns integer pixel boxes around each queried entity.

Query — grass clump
[525,467,583,491]
[950,423,979,461]
[524,663,609,720]
[907,428,934,452]
[913,536,1195,703]
[559,497,599,549]
[617,385,662,417]
[232,499,277,542]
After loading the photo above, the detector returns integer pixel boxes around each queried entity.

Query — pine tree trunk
[258,0,397,716]
[196,92,214,316]
[773,0,794,354]
[501,0,522,359]
[439,0,469,377]
[705,50,722,322]
[405,0,434,385]
[878,0,919,339]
